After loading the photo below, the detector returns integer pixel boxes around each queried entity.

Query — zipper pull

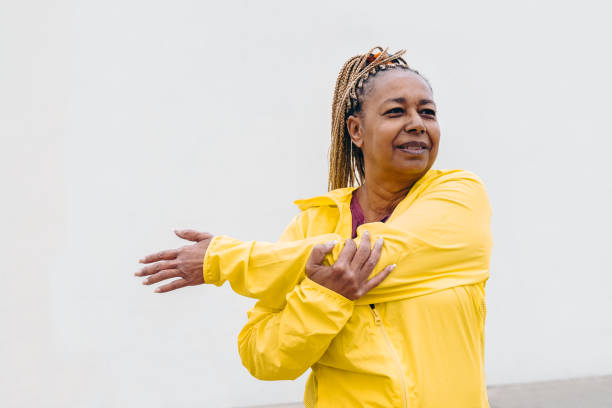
[370,304,382,325]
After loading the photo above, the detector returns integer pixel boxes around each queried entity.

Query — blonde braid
[328,46,429,191]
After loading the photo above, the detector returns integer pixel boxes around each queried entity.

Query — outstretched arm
[202,172,492,305]
[136,171,492,306]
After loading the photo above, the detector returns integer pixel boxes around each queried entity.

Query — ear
[346,115,364,148]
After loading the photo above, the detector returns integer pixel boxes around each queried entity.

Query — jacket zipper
[370,304,409,408]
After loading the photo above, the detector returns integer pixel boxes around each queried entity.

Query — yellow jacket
[203,169,493,407]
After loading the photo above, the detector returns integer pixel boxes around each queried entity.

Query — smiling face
[346,69,440,187]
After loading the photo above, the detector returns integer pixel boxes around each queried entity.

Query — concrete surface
[487,375,612,408]
[240,375,612,407]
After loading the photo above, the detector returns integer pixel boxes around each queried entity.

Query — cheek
[374,120,404,144]
[427,123,441,145]
[363,120,399,152]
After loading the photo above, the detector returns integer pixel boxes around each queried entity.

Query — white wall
[1,0,611,406]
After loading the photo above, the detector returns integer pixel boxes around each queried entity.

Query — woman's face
[347,69,440,185]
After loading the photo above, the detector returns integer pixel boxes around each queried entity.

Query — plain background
[1,0,611,406]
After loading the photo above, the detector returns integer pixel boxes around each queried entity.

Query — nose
[403,110,426,134]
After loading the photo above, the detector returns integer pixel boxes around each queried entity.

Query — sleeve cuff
[299,276,355,306]
[202,235,222,285]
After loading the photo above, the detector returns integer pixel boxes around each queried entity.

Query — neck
[356,169,423,223]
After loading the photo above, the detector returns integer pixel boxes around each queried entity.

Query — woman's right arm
[204,170,492,306]
[202,212,344,309]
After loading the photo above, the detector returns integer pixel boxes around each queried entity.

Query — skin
[136,68,439,300]
[347,69,440,223]
[304,232,396,300]
[304,69,439,298]
[136,230,213,293]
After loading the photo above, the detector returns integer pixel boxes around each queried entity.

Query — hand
[135,229,214,293]
[305,231,395,301]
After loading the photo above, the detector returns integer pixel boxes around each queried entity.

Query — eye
[421,108,436,117]
[384,107,404,116]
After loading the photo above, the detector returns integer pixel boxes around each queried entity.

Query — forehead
[364,70,433,105]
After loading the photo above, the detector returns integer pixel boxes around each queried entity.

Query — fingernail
[377,238,384,245]
[391,264,397,270]
[142,279,148,285]
[327,240,338,247]
[154,287,161,293]
[364,230,370,237]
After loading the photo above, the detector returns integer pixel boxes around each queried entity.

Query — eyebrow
[383,97,436,107]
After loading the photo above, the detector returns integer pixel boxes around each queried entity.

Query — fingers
[174,229,212,242]
[135,260,178,277]
[362,264,396,294]
[358,237,384,280]
[141,269,181,285]
[351,230,372,270]
[139,248,179,264]
[307,241,337,270]
[335,238,357,267]
[138,229,210,264]
[155,278,189,293]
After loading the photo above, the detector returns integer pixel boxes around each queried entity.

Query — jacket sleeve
[354,170,492,304]
[203,170,492,306]
[237,277,354,380]
[203,213,341,309]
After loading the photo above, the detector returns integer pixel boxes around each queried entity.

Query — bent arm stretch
[237,278,353,380]
[204,172,492,307]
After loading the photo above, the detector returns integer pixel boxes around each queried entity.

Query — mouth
[395,141,429,155]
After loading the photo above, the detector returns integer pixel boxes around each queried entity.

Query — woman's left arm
[236,228,393,380]
[237,277,354,381]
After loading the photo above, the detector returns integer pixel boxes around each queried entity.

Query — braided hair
[328,46,431,191]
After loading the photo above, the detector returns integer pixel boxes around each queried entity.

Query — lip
[397,147,428,155]
[395,141,430,155]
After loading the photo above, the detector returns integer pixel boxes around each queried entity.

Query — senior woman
[136,47,493,407]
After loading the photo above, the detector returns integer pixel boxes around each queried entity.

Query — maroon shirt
[350,191,390,238]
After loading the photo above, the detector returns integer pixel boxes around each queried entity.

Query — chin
[393,161,434,179]
[395,159,430,171]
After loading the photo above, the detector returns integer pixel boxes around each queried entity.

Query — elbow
[239,351,306,381]
[244,363,304,381]
[238,335,308,381]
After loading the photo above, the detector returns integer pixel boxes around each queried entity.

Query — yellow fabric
[203,168,493,407]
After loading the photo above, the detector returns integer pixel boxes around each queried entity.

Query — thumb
[174,229,212,242]
[306,240,338,270]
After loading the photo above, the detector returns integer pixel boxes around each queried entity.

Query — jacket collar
[293,186,358,211]
[293,169,440,213]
